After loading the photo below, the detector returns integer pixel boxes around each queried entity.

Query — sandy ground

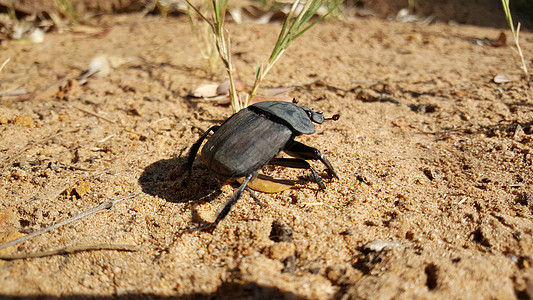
[0,11,532,299]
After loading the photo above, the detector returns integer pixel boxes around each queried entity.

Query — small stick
[72,105,117,124]
[97,134,115,143]
[0,244,140,260]
[0,193,140,251]
[0,57,10,73]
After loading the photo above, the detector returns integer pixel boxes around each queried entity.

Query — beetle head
[301,107,325,124]
[302,106,340,124]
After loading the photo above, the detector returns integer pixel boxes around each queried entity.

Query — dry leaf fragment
[56,79,79,99]
[79,55,136,81]
[70,25,104,35]
[192,84,219,98]
[33,78,79,101]
[494,74,518,83]
[215,97,232,105]
[253,12,274,24]
[229,7,243,24]
[475,32,507,47]
[236,174,295,193]
[86,55,111,78]
[216,79,246,96]
[491,32,506,47]
[193,79,247,99]
[33,81,61,101]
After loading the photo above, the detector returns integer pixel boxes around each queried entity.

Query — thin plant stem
[186,0,242,112]
[248,0,342,105]
[188,6,219,75]
[187,0,342,111]
[53,0,78,22]
[0,58,10,73]
[501,0,529,81]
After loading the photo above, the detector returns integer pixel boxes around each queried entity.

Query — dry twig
[0,193,140,251]
[72,105,117,124]
[0,244,140,260]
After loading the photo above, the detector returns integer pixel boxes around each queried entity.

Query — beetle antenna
[325,114,340,121]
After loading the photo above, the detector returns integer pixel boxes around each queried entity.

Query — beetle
[186,100,339,230]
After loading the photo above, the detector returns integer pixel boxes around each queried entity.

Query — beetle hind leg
[268,158,326,190]
[191,172,254,232]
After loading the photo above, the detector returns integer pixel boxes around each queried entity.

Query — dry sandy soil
[0,4,533,300]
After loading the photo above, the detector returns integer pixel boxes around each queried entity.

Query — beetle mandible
[186,100,339,230]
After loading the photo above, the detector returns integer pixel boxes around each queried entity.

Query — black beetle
[186,100,339,230]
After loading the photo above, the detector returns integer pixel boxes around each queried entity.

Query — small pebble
[364,239,402,252]
[12,116,34,127]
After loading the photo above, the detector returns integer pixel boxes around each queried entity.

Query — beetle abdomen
[201,108,292,179]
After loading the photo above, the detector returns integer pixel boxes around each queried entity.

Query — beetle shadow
[138,156,223,205]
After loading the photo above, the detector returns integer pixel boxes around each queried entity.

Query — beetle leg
[283,140,339,179]
[192,173,254,232]
[268,158,326,190]
[185,125,220,176]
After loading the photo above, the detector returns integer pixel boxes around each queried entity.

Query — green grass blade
[293,1,342,40]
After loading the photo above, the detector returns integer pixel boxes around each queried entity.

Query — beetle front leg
[191,172,254,232]
[268,158,326,190]
[185,125,220,176]
[283,140,339,179]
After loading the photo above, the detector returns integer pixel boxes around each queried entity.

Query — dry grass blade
[53,0,78,22]
[501,0,529,81]
[186,0,242,113]
[0,58,10,73]
[248,0,343,105]
[187,0,343,112]
[72,105,117,124]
